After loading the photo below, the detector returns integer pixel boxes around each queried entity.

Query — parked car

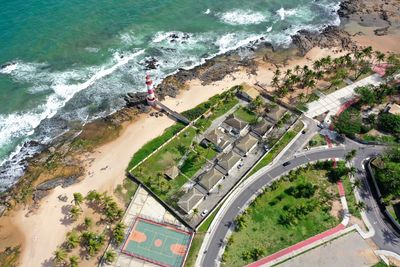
[201,210,209,217]
[237,162,244,169]
[282,161,291,167]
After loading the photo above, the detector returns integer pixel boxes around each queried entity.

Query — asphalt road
[201,144,388,267]
[353,155,400,254]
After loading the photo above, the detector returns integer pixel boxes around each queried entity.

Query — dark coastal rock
[337,0,364,18]
[374,26,390,36]
[124,92,147,107]
[36,175,79,191]
[292,26,354,56]
[140,57,160,70]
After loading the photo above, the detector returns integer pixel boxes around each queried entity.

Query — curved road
[201,144,397,267]
[353,156,400,253]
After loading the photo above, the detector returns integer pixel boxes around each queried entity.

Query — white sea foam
[204,9,211,15]
[0,49,145,153]
[276,7,298,21]
[0,62,19,74]
[216,33,265,54]
[220,9,267,25]
[267,26,273,32]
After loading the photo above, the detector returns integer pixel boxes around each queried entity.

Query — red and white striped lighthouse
[145,73,156,106]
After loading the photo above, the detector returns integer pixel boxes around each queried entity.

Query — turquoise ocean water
[0,0,341,190]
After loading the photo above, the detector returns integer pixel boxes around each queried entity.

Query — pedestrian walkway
[246,225,346,267]
[305,74,382,119]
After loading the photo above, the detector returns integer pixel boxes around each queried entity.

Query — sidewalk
[305,74,382,119]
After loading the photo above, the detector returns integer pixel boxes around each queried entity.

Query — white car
[200,210,209,217]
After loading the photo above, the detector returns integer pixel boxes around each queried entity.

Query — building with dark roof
[198,168,225,192]
[216,150,242,175]
[202,128,233,153]
[252,119,273,138]
[221,114,249,136]
[177,187,204,214]
[235,133,259,156]
[266,106,287,122]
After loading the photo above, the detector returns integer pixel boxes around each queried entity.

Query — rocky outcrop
[337,0,365,18]
[292,26,354,56]
[36,175,79,191]
[374,26,390,36]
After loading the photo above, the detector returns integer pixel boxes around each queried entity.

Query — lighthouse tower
[145,73,156,106]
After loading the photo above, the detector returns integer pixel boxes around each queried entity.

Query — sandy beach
[0,46,343,267]
[1,2,399,263]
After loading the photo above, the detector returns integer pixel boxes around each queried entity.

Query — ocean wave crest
[219,9,267,25]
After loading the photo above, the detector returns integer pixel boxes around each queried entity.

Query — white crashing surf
[276,7,298,21]
[0,49,145,189]
[220,9,267,25]
[204,9,211,15]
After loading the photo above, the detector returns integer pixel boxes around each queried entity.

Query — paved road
[202,143,385,267]
[353,155,400,254]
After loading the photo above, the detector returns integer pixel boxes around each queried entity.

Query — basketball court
[122,217,192,267]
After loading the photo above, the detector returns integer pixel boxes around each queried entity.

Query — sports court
[122,217,192,267]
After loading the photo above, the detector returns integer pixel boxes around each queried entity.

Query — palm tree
[69,256,79,267]
[352,179,362,190]
[112,222,126,245]
[355,201,366,211]
[375,51,385,65]
[294,65,301,75]
[103,251,117,264]
[70,205,82,221]
[54,248,68,265]
[217,183,223,194]
[84,217,93,229]
[66,231,80,250]
[192,208,199,219]
[72,193,84,209]
[345,149,357,162]
[86,190,102,203]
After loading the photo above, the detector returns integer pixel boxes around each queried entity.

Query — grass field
[308,134,327,147]
[128,123,186,170]
[223,167,339,266]
[175,144,218,184]
[247,121,303,178]
[194,97,239,132]
[131,126,197,200]
[341,175,361,219]
[234,107,257,124]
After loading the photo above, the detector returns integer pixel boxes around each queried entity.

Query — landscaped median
[222,164,341,266]
[246,120,304,178]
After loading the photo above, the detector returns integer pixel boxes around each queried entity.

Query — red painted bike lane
[246,98,358,267]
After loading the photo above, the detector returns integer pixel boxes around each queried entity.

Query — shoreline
[1,0,400,265]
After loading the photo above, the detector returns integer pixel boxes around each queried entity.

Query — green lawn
[308,134,327,147]
[234,107,257,124]
[175,144,218,182]
[131,126,197,200]
[247,121,303,178]
[341,175,361,219]
[128,123,185,170]
[223,167,339,266]
[387,205,400,224]
[194,97,239,132]
[362,134,398,144]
